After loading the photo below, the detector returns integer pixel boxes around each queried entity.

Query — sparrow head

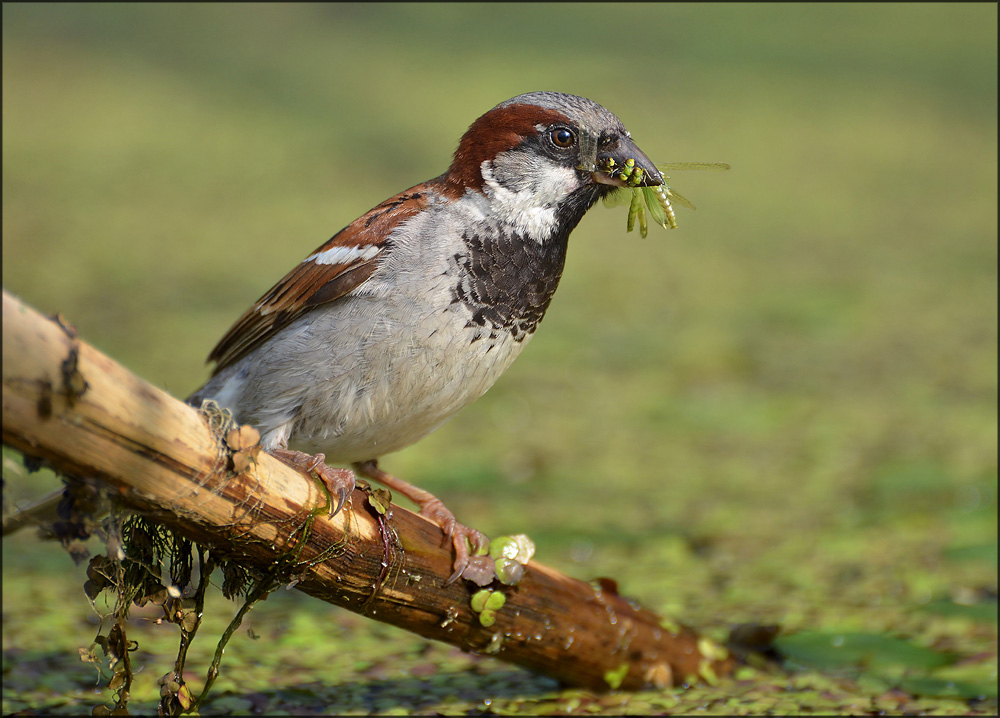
[444,91,662,217]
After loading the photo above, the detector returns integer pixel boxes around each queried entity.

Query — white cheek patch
[306,244,382,265]
[478,161,578,243]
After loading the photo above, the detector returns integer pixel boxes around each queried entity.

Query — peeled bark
[2,288,734,691]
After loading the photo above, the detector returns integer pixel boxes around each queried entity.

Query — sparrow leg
[271,449,355,517]
[353,459,489,583]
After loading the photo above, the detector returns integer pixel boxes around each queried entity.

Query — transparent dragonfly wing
[642,186,669,229]
[656,162,731,172]
[665,186,696,211]
[603,187,635,209]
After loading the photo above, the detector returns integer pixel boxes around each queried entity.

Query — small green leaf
[775,632,955,672]
[367,488,392,515]
[643,186,668,228]
[918,598,998,623]
[484,591,506,611]
[603,662,629,690]
[494,558,525,585]
[509,534,535,562]
[470,589,492,613]
[489,536,518,561]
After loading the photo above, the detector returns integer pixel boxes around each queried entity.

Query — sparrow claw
[316,465,356,517]
[447,564,466,585]
[332,484,351,517]
[419,497,490,584]
[272,449,356,517]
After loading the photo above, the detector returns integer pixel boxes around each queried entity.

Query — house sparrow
[187,91,664,582]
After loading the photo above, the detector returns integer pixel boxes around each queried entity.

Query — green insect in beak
[603,161,730,236]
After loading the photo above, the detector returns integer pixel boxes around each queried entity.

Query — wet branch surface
[2,288,734,692]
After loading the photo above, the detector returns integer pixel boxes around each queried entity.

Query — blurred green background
[3,3,996,715]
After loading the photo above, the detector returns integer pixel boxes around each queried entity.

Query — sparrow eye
[550,127,576,148]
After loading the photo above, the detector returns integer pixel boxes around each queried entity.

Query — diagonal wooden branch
[1,288,734,692]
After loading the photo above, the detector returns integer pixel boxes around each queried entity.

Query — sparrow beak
[588,136,663,188]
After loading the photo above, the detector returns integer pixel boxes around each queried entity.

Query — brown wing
[207,185,436,373]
